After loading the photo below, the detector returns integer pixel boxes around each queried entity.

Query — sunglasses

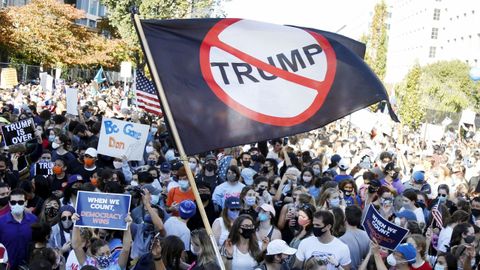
[438,194,447,197]
[229,209,240,212]
[61,216,72,221]
[10,200,25,206]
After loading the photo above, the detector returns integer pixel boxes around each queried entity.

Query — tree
[100,0,220,66]
[6,0,128,68]
[0,9,13,62]
[396,60,480,128]
[363,0,388,81]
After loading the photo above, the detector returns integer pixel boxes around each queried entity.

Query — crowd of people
[0,82,478,270]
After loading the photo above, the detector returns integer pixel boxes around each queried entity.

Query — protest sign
[35,162,54,176]
[0,68,18,89]
[1,118,35,146]
[97,118,149,161]
[120,61,132,78]
[460,109,476,126]
[362,204,409,250]
[350,109,377,134]
[421,124,444,142]
[66,88,79,115]
[55,68,62,80]
[75,191,132,230]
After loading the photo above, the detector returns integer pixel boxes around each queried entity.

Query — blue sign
[362,204,409,250]
[75,191,132,230]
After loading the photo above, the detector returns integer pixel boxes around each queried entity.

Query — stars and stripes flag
[432,202,443,228]
[134,69,163,116]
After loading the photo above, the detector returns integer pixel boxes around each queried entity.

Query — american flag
[134,69,163,116]
[431,202,443,229]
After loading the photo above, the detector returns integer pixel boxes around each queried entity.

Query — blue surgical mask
[245,196,256,206]
[329,198,340,207]
[150,194,160,205]
[258,212,269,222]
[227,209,239,220]
[179,180,189,190]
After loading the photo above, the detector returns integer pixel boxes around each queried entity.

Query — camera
[127,186,145,198]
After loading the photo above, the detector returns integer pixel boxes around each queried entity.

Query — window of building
[429,46,436,58]
[431,28,438,39]
[88,19,96,28]
[433,9,441,20]
[89,0,98,16]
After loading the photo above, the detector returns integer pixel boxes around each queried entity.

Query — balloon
[469,67,480,81]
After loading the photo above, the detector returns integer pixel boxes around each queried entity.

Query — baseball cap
[160,162,171,173]
[171,160,183,171]
[85,147,97,158]
[179,200,197,220]
[68,174,84,185]
[143,184,161,196]
[395,243,416,263]
[396,210,417,221]
[224,197,241,209]
[412,171,425,183]
[205,154,216,163]
[369,179,381,188]
[266,239,297,256]
[338,158,349,171]
[258,203,276,217]
[331,154,342,164]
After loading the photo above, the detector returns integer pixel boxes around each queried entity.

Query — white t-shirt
[437,225,453,253]
[66,250,80,270]
[296,236,351,270]
[399,207,426,224]
[231,245,257,270]
[164,217,191,251]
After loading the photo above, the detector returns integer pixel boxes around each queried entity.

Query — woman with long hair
[299,167,320,198]
[289,203,315,249]
[212,197,241,247]
[38,196,60,226]
[406,234,432,270]
[49,205,76,258]
[190,229,221,270]
[239,186,258,220]
[317,187,345,210]
[222,214,262,270]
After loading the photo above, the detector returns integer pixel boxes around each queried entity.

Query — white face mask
[386,254,397,266]
[150,194,160,205]
[303,176,312,182]
[11,204,24,215]
[434,264,445,270]
[51,142,61,149]
[113,161,123,169]
[189,162,197,170]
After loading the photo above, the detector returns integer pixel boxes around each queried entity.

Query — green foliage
[100,0,219,65]
[396,60,480,128]
[363,0,388,81]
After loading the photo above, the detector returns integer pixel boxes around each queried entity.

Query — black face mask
[257,187,266,195]
[251,155,258,162]
[273,183,280,190]
[45,207,59,218]
[242,161,251,167]
[200,194,211,202]
[0,197,8,207]
[472,208,480,218]
[205,163,216,172]
[240,228,255,239]
[368,186,378,194]
[313,226,327,237]
[262,167,269,174]
[392,172,399,179]
[464,235,476,244]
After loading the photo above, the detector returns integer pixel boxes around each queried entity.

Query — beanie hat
[179,200,196,220]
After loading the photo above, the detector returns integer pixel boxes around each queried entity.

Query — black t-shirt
[187,201,217,231]
[27,195,44,216]
[51,174,68,191]
[79,167,97,182]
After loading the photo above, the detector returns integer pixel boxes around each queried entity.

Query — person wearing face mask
[289,203,315,249]
[51,134,76,166]
[196,154,221,192]
[339,179,362,207]
[239,152,252,170]
[399,189,426,225]
[449,223,476,251]
[255,239,297,270]
[404,171,431,195]
[72,212,132,270]
[166,167,195,216]
[256,204,282,244]
[188,157,200,177]
[431,252,457,270]
[213,197,241,246]
[164,200,197,251]
[112,155,133,184]
[300,168,320,198]
[241,167,257,186]
[39,196,60,226]
[240,186,259,220]
[51,157,69,198]
[380,162,405,195]
[49,205,76,258]
[187,183,217,231]
[394,209,417,228]
[222,214,262,270]
[294,210,351,270]
[79,147,98,182]
[405,234,433,270]
[318,188,344,210]
[158,162,177,193]
[375,187,395,221]
[0,188,38,270]
[62,174,84,208]
[212,165,245,211]
[371,241,417,270]
[428,185,455,213]
[0,183,11,218]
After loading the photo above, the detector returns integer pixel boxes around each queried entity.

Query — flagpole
[132,14,226,270]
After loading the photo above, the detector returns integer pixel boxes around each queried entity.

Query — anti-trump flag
[136,18,398,155]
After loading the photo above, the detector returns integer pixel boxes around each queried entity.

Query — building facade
[385,0,480,83]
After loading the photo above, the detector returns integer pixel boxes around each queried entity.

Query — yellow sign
[0,68,18,89]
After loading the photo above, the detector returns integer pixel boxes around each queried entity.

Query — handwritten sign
[362,204,409,250]
[0,68,18,89]
[36,161,54,176]
[97,118,149,161]
[75,191,132,230]
[1,118,35,146]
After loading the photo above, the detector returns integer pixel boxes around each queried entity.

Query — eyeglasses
[61,216,72,221]
[10,200,25,206]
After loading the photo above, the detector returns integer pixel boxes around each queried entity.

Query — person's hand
[72,213,80,223]
[261,237,269,251]
[425,227,433,241]
[151,236,162,258]
[61,241,72,252]
[326,255,339,266]
[224,239,233,257]
[142,188,152,207]
[288,218,297,227]
[121,155,128,163]
[170,202,179,212]
[370,239,380,254]
[10,154,18,169]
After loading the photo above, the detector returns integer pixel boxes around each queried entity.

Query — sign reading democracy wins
[97,118,149,161]
[362,204,409,250]
[1,118,35,146]
[75,191,132,230]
